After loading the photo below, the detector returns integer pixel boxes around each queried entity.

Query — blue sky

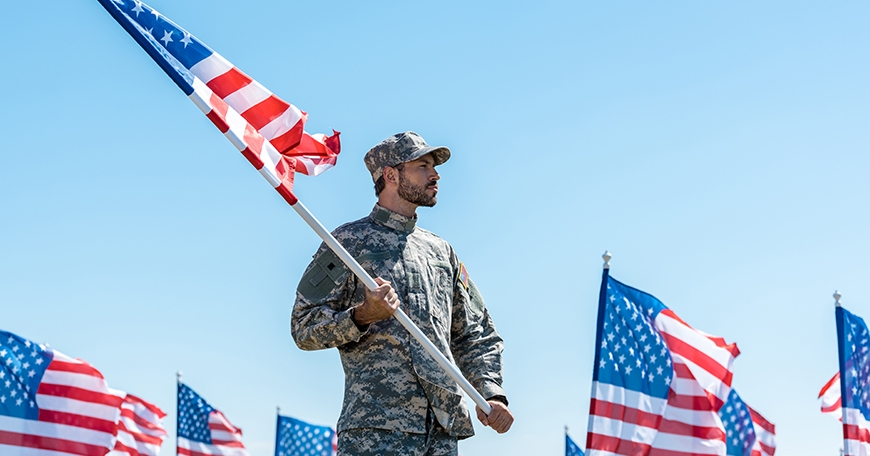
[2,1,869,454]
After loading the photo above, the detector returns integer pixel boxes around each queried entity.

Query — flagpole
[176,371,182,456]
[834,290,848,456]
[274,406,281,456]
[586,251,611,449]
[290,199,492,415]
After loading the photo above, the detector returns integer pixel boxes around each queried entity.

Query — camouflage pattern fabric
[363,131,451,182]
[292,204,506,439]
[336,427,457,456]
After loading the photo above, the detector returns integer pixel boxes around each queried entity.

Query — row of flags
[0,330,335,456]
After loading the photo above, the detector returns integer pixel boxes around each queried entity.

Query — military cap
[364,131,451,182]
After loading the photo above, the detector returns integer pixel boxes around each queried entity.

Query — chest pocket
[423,260,454,329]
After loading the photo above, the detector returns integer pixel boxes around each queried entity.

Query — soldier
[291,131,513,455]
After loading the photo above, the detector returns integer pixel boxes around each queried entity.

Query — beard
[397,172,437,207]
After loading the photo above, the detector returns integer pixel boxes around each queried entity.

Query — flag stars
[132,0,144,16]
[161,30,173,46]
[181,32,193,48]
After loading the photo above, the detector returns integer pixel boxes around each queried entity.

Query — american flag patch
[458,262,470,290]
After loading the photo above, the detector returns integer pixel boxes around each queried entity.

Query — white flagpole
[291,199,493,415]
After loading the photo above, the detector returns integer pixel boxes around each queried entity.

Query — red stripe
[38,409,117,433]
[241,147,264,169]
[46,359,104,379]
[821,398,842,414]
[666,389,716,412]
[240,96,289,130]
[210,440,244,447]
[757,440,775,455]
[0,429,109,456]
[661,309,740,357]
[267,120,305,154]
[844,423,870,443]
[819,373,840,398]
[749,408,775,434]
[206,94,230,133]
[118,421,164,446]
[587,432,651,454]
[121,409,166,436]
[205,67,252,99]
[37,383,123,407]
[661,332,733,386]
[671,363,723,411]
[113,438,143,456]
[589,398,663,429]
[124,394,166,418]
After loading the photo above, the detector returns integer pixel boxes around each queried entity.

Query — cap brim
[407,146,451,166]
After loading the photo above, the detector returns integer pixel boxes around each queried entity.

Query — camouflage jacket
[291,205,506,438]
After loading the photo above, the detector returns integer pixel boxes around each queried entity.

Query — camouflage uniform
[291,204,506,453]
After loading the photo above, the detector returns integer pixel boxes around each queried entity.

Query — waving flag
[96,0,340,205]
[835,305,870,456]
[109,394,168,456]
[0,330,166,456]
[718,390,776,456]
[566,431,584,456]
[585,271,740,455]
[177,382,248,456]
[819,372,843,420]
[275,414,336,456]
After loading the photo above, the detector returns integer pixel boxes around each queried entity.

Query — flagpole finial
[603,251,612,270]
[277,405,281,415]
[834,290,842,307]
[176,371,182,383]
[564,424,569,434]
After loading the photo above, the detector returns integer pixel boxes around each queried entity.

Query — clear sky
[2,1,869,454]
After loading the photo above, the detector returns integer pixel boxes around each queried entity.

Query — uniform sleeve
[291,242,368,351]
[449,256,507,402]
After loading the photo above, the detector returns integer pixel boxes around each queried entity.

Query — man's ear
[384,166,398,184]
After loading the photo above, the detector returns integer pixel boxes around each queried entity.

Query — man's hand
[353,277,400,326]
[476,401,514,434]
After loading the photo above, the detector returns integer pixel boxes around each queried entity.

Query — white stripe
[223,81,271,116]
[112,429,161,456]
[257,143,283,187]
[589,416,723,454]
[0,444,90,456]
[257,106,304,141]
[592,382,668,413]
[222,108,249,152]
[588,415,656,444]
[36,394,121,421]
[189,78,214,115]
[0,414,114,446]
[40,370,111,394]
[586,451,619,456]
[189,53,234,85]
[845,439,870,456]
[178,437,249,455]
[210,429,241,442]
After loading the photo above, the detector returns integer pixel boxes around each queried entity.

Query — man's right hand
[353,277,399,326]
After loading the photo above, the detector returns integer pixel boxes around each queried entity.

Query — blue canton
[0,330,53,420]
[565,433,584,456]
[276,415,335,456]
[177,383,215,444]
[718,390,756,456]
[841,307,870,417]
[594,277,672,399]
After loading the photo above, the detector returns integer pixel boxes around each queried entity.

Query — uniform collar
[369,204,417,233]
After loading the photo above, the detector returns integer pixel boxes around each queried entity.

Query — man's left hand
[475,400,514,434]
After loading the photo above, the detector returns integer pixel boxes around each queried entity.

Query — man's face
[395,154,440,207]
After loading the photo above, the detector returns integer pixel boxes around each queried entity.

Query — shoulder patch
[297,248,349,301]
[458,262,470,290]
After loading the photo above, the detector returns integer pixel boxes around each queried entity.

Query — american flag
[177,382,248,456]
[566,432,584,456]
[96,0,340,206]
[108,394,168,456]
[275,415,336,456]
[718,390,776,456]
[835,305,870,456]
[0,330,166,456]
[586,272,741,455]
[819,372,843,420]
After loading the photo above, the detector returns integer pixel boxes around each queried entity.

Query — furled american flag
[95,0,340,206]
[586,271,741,455]
[0,330,166,456]
[835,305,870,456]
[108,394,168,456]
[819,372,843,420]
[566,432,584,456]
[718,390,776,456]
[177,382,248,456]
[275,415,336,456]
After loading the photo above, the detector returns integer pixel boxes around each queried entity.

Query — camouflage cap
[364,131,451,182]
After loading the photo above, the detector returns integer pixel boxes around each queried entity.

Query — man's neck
[377,193,418,218]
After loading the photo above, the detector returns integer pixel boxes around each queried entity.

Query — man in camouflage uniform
[291,131,513,455]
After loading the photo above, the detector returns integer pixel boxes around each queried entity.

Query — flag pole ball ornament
[96,0,340,206]
[364,131,450,182]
